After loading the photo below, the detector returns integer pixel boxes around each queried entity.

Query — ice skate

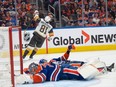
[22,55,26,59]
[29,57,33,60]
[107,63,115,72]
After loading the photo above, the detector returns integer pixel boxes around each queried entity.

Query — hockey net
[0,27,23,87]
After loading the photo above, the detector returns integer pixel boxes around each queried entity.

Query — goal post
[0,26,23,87]
[9,26,23,87]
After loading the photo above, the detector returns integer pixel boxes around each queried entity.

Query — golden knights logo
[24,32,30,42]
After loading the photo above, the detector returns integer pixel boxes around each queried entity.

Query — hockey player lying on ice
[16,44,115,84]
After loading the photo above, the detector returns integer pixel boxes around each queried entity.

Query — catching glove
[15,74,33,84]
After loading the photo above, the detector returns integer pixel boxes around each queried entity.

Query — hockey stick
[23,22,31,35]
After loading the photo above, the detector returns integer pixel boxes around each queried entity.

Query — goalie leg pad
[87,59,107,74]
[77,64,100,80]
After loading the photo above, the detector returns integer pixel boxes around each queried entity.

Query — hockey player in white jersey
[23,10,54,59]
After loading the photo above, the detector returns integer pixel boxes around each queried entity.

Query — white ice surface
[0,50,116,87]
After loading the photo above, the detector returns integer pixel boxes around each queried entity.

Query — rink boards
[23,26,116,54]
[0,26,116,57]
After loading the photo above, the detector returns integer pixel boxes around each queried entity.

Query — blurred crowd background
[0,0,115,29]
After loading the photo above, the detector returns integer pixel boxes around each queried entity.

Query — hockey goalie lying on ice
[16,44,115,84]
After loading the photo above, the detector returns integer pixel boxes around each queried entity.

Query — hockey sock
[67,50,70,54]
[62,51,70,60]
[23,50,29,59]
[29,50,37,59]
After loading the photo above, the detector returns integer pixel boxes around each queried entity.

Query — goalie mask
[28,62,42,75]
[44,16,51,22]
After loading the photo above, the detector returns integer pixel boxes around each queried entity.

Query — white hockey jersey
[35,19,53,38]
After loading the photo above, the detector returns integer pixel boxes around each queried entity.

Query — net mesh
[0,27,11,87]
[0,27,10,58]
[0,27,22,87]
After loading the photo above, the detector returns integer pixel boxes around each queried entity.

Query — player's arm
[15,73,46,84]
[49,57,66,65]
[49,31,54,37]
[49,49,70,64]
[32,68,47,83]
[32,72,46,83]
[16,70,47,84]
[61,44,76,61]
[50,57,61,62]
[33,10,40,22]
[48,23,54,36]
[47,29,54,41]
[23,68,30,74]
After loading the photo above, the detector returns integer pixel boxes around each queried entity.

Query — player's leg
[62,60,103,80]
[29,36,45,59]
[63,67,84,80]
[23,36,36,59]
[70,61,85,67]
[22,47,31,59]
[62,62,105,80]
[70,60,115,73]
[85,59,115,73]
[29,47,38,59]
[77,59,107,80]
[106,63,115,72]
